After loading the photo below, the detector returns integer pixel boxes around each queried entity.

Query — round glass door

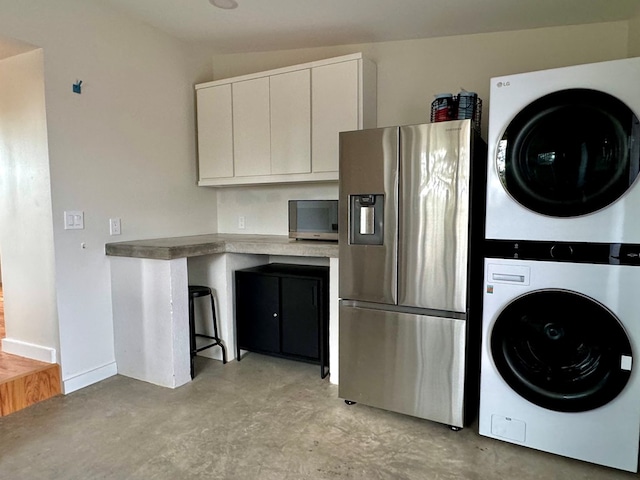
[491,289,632,412]
[497,88,640,217]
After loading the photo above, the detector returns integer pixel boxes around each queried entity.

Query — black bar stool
[188,285,227,379]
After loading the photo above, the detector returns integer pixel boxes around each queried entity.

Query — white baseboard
[1,337,57,363]
[62,362,117,394]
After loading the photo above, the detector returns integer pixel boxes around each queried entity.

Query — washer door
[491,289,632,412]
[497,88,640,217]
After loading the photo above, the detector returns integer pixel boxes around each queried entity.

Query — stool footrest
[194,334,224,353]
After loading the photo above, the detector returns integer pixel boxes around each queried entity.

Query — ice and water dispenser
[349,194,384,245]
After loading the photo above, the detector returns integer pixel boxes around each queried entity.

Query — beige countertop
[105,233,339,260]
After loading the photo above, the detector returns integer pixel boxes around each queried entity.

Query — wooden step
[0,352,61,416]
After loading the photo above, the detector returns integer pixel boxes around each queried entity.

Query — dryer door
[498,88,640,217]
[490,289,632,412]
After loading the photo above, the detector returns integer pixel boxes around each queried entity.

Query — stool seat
[188,284,227,379]
[189,285,212,298]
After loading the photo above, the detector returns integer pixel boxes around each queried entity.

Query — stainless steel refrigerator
[338,119,486,429]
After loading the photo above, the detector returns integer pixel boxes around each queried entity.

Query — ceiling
[97,0,640,54]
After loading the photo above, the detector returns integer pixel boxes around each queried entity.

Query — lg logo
[497,81,511,88]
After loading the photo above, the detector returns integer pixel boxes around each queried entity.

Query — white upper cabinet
[233,77,271,177]
[196,84,233,180]
[270,69,311,175]
[195,53,376,187]
[312,61,359,174]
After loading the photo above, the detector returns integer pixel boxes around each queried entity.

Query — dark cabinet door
[281,277,320,359]
[236,272,280,354]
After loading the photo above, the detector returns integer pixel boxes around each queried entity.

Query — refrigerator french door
[338,120,485,428]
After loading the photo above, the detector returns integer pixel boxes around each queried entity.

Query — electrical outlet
[238,216,246,230]
[109,218,121,235]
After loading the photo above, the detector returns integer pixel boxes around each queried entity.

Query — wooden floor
[0,284,62,416]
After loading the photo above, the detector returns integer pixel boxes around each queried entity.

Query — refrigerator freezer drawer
[339,303,467,427]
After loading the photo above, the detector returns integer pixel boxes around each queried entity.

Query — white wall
[212,21,629,234]
[0,49,59,357]
[629,14,640,57]
[217,183,338,235]
[0,0,218,391]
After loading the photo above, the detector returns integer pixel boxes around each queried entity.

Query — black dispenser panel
[350,194,384,245]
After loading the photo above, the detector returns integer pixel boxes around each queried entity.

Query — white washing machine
[485,57,640,243]
[479,257,640,472]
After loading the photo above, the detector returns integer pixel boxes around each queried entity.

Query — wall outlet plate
[109,218,121,235]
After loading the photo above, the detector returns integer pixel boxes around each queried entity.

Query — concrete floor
[0,354,637,479]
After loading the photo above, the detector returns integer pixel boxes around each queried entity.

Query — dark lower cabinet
[235,273,280,354]
[235,263,329,378]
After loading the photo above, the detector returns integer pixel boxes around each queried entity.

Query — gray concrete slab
[0,354,634,479]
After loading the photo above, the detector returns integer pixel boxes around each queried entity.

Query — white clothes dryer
[485,57,640,243]
[479,256,640,472]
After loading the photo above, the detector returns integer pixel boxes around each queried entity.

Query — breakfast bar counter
[106,234,339,389]
[105,233,339,260]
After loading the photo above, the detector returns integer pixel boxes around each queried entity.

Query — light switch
[64,211,84,230]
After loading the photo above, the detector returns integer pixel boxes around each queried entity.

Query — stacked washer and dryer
[480,57,640,472]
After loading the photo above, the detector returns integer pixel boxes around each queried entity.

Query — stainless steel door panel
[338,303,467,427]
[339,127,399,304]
[399,121,471,313]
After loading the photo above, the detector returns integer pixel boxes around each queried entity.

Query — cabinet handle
[273,313,278,318]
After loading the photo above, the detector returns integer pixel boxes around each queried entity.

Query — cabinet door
[236,272,280,353]
[233,77,271,177]
[270,69,311,175]
[196,84,233,179]
[312,60,359,173]
[281,277,320,359]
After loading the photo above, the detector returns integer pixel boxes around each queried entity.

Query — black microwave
[288,200,338,241]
